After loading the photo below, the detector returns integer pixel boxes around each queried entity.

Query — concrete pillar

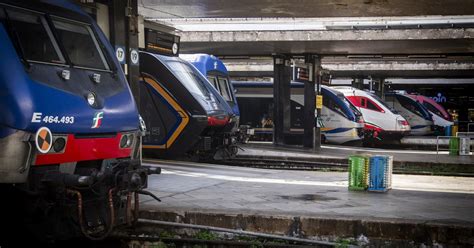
[372,78,386,99]
[273,56,292,146]
[303,55,315,148]
[352,77,364,89]
[108,0,140,107]
[314,56,322,151]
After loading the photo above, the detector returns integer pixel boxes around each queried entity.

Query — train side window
[360,97,367,108]
[207,76,220,91]
[217,77,233,102]
[52,18,109,71]
[5,9,64,64]
[367,99,381,112]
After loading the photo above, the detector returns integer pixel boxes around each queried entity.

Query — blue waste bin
[444,125,452,136]
[368,155,393,192]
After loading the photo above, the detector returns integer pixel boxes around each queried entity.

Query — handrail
[468,123,474,133]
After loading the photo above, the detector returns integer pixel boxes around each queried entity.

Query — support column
[273,56,291,146]
[108,0,140,107]
[352,77,364,89]
[303,56,315,148]
[373,78,386,100]
[314,56,322,150]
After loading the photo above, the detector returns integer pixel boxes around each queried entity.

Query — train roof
[232,81,357,121]
[409,94,451,119]
[180,54,228,76]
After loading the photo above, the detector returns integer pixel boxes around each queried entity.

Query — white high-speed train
[384,92,434,136]
[334,87,411,142]
[233,82,365,145]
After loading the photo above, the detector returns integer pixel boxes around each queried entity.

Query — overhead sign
[130,49,139,65]
[145,28,180,56]
[115,46,125,64]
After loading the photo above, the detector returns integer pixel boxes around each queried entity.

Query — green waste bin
[348,155,369,191]
[449,137,460,156]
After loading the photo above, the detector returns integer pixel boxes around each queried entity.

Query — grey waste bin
[459,137,471,156]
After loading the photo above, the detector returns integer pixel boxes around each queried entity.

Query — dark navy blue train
[0,0,156,241]
[139,52,238,159]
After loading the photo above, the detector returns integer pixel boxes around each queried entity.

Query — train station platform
[228,142,474,176]
[401,136,474,148]
[138,160,474,247]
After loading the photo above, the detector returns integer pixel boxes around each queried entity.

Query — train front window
[167,61,211,99]
[343,97,362,117]
[397,95,423,117]
[207,76,220,91]
[366,100,380,112]
[5,9,64,64]
[323,94,348,118]
[52,18,109,70]
[423,102,444,118]
[217,78,233,103]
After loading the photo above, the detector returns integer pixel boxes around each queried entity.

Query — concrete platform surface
[401,136,474,147]
[139,160,474,245]
[239,142,474,165]
[230,143,474,176]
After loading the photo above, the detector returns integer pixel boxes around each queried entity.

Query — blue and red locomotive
[0,0,157,241]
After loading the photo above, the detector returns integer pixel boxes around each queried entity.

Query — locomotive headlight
[52,137,66,152]
[120,134,134,148]
[127,134,134,147]
[87,92,96,107]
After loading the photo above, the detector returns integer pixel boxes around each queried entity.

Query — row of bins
[348,155,393,192]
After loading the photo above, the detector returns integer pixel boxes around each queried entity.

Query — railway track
[115,219,339,248]
[220,156,348,172]
[215,156,474,177]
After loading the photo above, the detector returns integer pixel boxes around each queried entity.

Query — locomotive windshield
[217,77,233,102]
[207,76,234,104]
[342,96,362,118]
[167,61,211,99]
[369,92,398,113]
[52,18,109,70]
[4,8,65,64]
[422,101,445,118]
[2,7,109,71]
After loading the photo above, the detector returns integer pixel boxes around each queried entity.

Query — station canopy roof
[139,0,474,19]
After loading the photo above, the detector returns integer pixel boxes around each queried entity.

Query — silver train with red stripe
[334,87,411,143]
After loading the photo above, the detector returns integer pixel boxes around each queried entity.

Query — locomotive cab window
[366,99,380,112]
[207,76,219,91]
[323,94,348,118]
[167,61,211,99]
[217,77,233,103]
[423,102,444,118]
[52,18,109,71]
[397,95,422,117]
[5,8,64,64]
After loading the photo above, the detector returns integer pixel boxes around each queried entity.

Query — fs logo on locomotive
[92,112,104,129]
